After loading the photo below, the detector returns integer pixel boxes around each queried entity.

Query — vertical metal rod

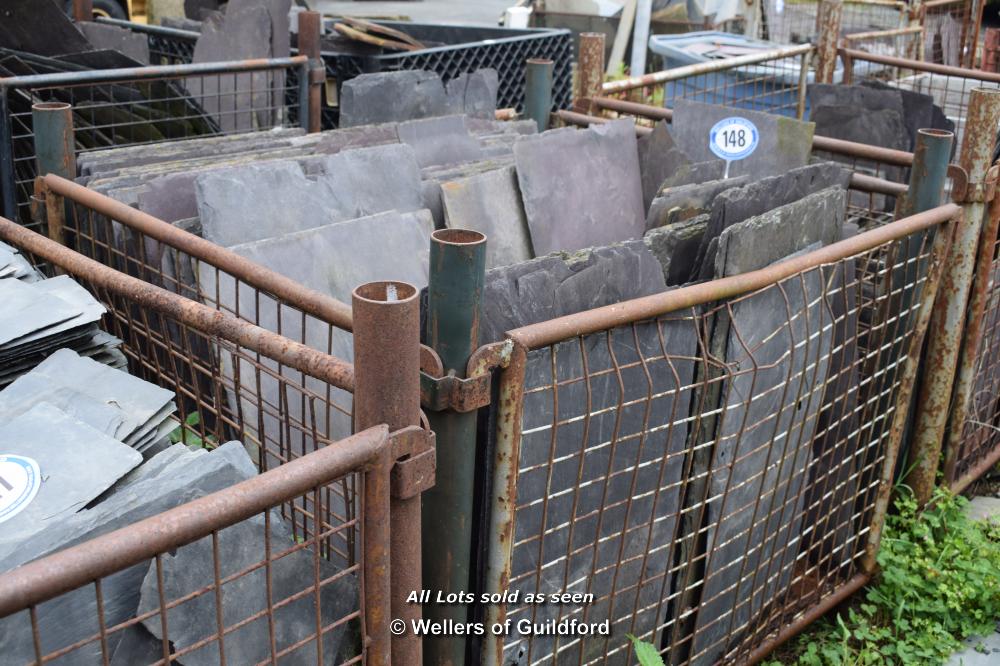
[815,0,844,84]
[297,61,311,136]
[0,90,16,220]
[353,280,423,666]
[482,342,528,666]
[422,229,487,666]
[909,87,1000,506]
[72,0,93,22]
[297,10,324,134]
[524,58,554,133]
[898,128,954,217]
[577,33,606,113]
[32,102,76,182]
[796,49,812,120]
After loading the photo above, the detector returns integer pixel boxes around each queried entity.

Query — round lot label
[0,455,41,524]
[709,117,759,161]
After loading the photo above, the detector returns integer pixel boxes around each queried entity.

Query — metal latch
[390,425,436,499]
[418,340,514,413]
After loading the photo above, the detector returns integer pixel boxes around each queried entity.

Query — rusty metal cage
[0,56,308,226]
[480,204,958,665]
[761,0,908,44]
[841,26,924,61]
[0,213,398,664]
[922,0,984,67]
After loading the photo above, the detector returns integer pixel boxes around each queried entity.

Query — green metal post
[422,228,487,666]
[910,88,1000,506]
[524,58,554,133]
[32,102,75,181]
[898,129,954,218]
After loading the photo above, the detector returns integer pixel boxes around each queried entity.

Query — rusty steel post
[353,281,423,666]
[909,87,1000,506]
[422,229,486,666]
[577,32,606,113]
[815,0,844,84]
[796,49,812,120]
[297,11,325,134]
[72,0,93,21]
[898,128,954,217]
[525,58,554,133]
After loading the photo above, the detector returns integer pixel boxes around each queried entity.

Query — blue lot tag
[709,116,760,162]
[0,455,41,524]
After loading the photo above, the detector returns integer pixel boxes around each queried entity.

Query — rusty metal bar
[577,33,606,112]
[593,96,672,121]
[40,174,354,331]
[909,87,1000,506]
[0,425,390,619]
[839,46,1000,82]
[72,0,93,22]
[508,204,959,350]
[0,216,356,390]
[601,44,813,95]
[842,25,923,42]
[482,341,528,666]
[797,49,812,120]
[815,0,845,84]
[852,172,909,196]
[297,11,324,134]
[352,281,423,666]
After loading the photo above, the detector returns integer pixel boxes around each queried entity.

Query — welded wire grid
[60,200,356,467]
[612,51,809,119]
[842,27,924,61]
[4,65,300,227]
[0,443,368,665]
[923,0,983,66]
[501,229,938,665]
[950,239,1000,484]
[760,0,906,44]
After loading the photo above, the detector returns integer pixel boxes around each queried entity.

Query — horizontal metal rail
[839,46,1000,82]
[42,174,354,331]
[507,203,959,349]
[601,44,814,94]
[0,424,388,618]
[0,55,308,89]
[842,26,923,42]
[95,15,200,41]
[0,215,356,391]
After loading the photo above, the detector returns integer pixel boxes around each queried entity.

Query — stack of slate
[0,437,358,664]
[0,273,125,386]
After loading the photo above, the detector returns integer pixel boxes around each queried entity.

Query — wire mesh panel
[842,27,924,61]
[760,0,906,44]
[1,57,306,226]
[485,208,955,665]
[0,425,387,666]
[95,17,199,65]
[923,0,983,66]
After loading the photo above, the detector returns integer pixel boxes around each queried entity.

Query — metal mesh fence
[923,0,983,66]
[1,57,306,227]
[485,207,956,665]
[841,26,924,61]
[0,214,376,665]
[761,0,907,44]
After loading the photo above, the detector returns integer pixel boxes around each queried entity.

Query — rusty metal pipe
[508,204,960,350]
[815,0,844,84]
[31,103,75,182]
[0,216,356,390]
[297,11,324,134]
[593,96,672,121]
[811,135,915,166]
[577,33,606,112]
[909,87,1000,506]
[352,281,423,666]
[842,25,923,42]
[851,172,909,196]
[40,174,354,331]
[839,47,1000,82]
[72,0,93,21]
[0,425,390,619]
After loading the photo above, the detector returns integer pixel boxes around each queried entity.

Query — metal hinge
[418,339,514,413]
[389,425,436,499]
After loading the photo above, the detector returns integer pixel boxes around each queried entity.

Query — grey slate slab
[808,84,911,151]
[396,115,484,168]
[137,510,358,665]
[78,21,150,64]
[441,165,533,268]
[691,162,851,279]
[670,99,814,180]
[0,443,257,664]
[643,215,708,286]
[445,68,499,119]
[645,176,747,232]
[0,403,142,542]
[655,159,726,191]
[318,143,423,218]
[479,239,666,344]
[339,70,450,127]
[514,119,646,256]
[0,278,82,349]
[637,121,691,211]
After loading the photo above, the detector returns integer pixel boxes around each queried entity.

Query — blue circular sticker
[0,455,41,524]
[709,117,760,161]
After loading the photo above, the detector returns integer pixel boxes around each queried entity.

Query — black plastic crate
[321,23,573,129]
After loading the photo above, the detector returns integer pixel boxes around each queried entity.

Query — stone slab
[670,99,814,181]
[809,84,912,151]
[0,278,83,349]
[78,21,150,64]
[441,165,533,269]
[397,115,483,168]
[514,119,646,256]
[339,70,450,127]
[318,143,423,218]
[645,176,747,232]
[445,68,499,120]
[637,120,691,211]
[643,215,708,286]
[0,0,92,57]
